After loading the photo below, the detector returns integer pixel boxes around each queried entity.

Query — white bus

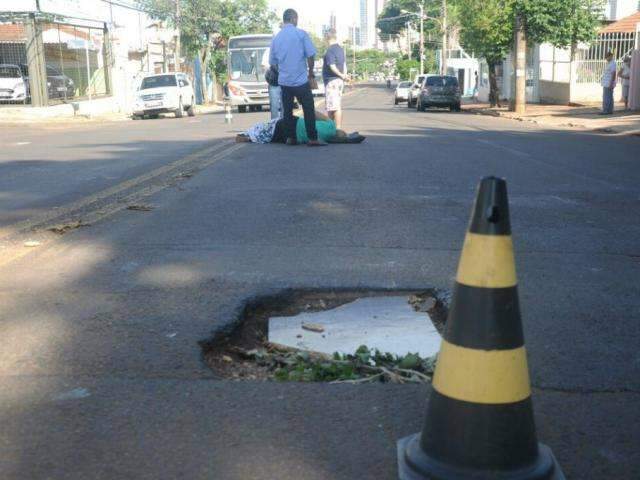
[225,34,272,113]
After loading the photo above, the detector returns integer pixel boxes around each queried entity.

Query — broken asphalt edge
[197,286,451,369]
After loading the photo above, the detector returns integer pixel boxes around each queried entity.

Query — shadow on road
[1,104,640,479]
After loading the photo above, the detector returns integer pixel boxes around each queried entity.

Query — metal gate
[574,31,638,83]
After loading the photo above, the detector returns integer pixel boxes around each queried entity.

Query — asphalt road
[1,85,639,479]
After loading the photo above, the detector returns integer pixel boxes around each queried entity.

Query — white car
[133,73,195,119]
[0,64,28,102]
[394,81,412,105]
[407,74,429,108]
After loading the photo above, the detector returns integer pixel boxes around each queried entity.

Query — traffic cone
[224,103,233,124]
[397,177,565,480]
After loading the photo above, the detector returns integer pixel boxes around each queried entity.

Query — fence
[0,22,28,104]
[0,19,110,106]
[42,23,109,103]
[574,31,637,83]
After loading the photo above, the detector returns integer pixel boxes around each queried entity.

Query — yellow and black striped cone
[397,177,565,480]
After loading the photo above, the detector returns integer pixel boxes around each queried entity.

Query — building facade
[606,0,640,21]
[0,0,179,112]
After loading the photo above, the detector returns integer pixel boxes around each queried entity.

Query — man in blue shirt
[269,9,324,146]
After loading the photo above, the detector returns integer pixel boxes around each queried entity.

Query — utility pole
[174,0,180,72]
[419,3,424,74]
[352,24,357,78]
[406,21,411,60]
[441,0,447,75]
[162,40,167,73]
[513,15,526,113]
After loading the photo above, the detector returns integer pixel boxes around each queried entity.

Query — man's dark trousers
[281,82,318,141]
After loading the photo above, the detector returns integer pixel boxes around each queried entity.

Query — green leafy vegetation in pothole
[230,344,437,384]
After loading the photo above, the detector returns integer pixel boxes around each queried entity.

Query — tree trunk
[210,62,218,103]
[512,15,526,113]
[200,45,211,104]
[488,60,501,108]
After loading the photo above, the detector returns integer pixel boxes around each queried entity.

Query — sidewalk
[0,101,223,125]
[464,101,640,136]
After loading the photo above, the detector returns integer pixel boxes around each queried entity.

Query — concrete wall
[571,83,604,103]
[539,80,571,104]
[447,57,479,96]
[540,81,607,105]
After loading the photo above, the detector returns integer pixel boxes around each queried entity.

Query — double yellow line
[0,140,245,267]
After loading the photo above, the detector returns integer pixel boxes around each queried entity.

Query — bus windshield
[228,48,269,82]
[227,35,272,84]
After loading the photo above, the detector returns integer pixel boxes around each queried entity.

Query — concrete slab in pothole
[268,296,441,357]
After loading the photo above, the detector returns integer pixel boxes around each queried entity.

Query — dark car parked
[45,65,75,99]
[18,64,75,101]
[417,75,461,112]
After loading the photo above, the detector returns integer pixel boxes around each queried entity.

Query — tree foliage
[516,0,605,48]
[138,0,275,102]
[452,0,604,106]
[454,0,604,54]
[456,0,513,64]
[377,0,446,42]
[396,58,420,80]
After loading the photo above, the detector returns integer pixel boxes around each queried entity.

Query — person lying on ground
[235,110,365,145]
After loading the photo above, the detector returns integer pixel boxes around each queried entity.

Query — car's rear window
[399,82,412,88]
[140,75,177,89]
[425,76,458,87]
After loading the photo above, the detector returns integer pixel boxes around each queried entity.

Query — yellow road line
[0,139,234,242]
[0,141,246,267]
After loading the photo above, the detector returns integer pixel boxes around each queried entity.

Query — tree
[455,0,513,106]
[377,1,445,42]
[396,58,420,80]
[377,3,405,48]
[139,0,275,103]
[517,0,604,50]
[453,0,604,107]
[377,0,457,73]
[308,31,328,59]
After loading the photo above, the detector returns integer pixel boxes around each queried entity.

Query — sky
[268,0,360,37]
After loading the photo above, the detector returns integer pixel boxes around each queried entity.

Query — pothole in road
[202,289,450,383]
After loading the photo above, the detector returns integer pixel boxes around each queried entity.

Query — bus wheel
[238,105,247,113]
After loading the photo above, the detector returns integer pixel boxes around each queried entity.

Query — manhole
[202,289,449,383]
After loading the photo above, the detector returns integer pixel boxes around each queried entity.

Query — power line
[377,13,415,23]
[99,0,170,18]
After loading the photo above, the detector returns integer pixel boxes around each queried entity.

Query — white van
[133,73,195,119]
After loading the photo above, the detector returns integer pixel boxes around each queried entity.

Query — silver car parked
[417,75,461,112]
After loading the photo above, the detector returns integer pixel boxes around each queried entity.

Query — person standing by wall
[322,29,348,130]
[269,9,324,146]
[600,51,617,115]
[619,56,631,111]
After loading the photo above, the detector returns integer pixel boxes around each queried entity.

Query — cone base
[397,433,565,480]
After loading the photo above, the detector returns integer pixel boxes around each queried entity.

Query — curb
[464,107,640,137]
